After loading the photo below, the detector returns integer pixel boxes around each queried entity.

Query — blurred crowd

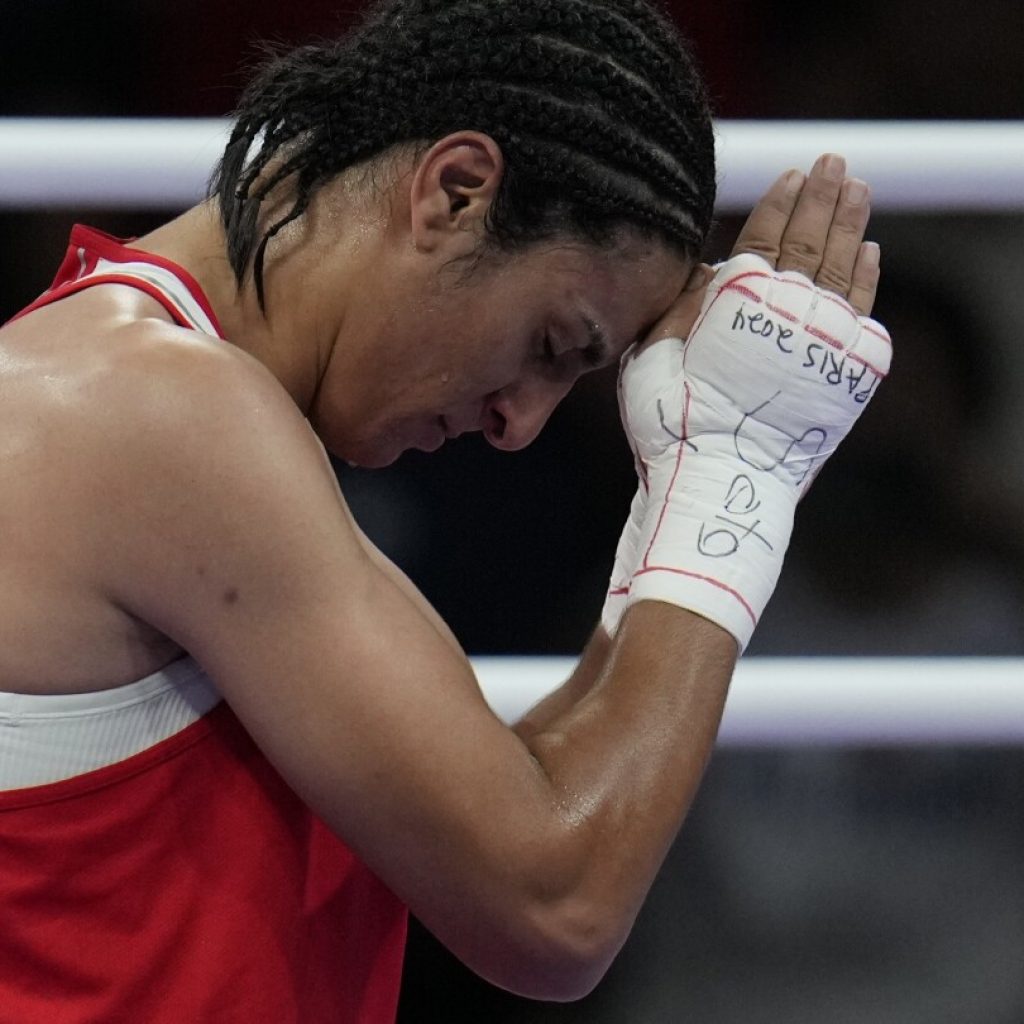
[2,2,1022,1020]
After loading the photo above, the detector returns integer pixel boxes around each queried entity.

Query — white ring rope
[2,119,1020,743]
[474,657,1024,744]
[0,119,1022,211]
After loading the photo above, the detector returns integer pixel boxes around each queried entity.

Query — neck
[130,201,332,415]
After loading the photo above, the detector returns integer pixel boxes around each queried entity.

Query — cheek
[450,334,526,394]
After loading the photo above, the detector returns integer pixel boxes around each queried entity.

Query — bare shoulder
[48,314,364,632]
[76,314,305,447]
[3,288,298,464]
[30,313,322,510]
[0,296,359,689]
[2,294,457,704]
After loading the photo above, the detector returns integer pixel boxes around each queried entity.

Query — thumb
[638,263,715,353]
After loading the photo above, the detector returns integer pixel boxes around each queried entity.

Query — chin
[329,435,405,470]
[331,447,400,470]
[322,416,433,469]
[354,451,403,469]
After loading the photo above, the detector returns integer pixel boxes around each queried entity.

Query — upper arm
[83,334,564,973]
[58,328,736,1001]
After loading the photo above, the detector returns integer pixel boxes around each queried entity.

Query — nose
[483,378,573,451]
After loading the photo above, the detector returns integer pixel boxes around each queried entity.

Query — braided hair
[211,0,717,307]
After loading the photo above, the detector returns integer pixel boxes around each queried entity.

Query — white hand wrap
[600,484,646,637]
[618,253,892,650]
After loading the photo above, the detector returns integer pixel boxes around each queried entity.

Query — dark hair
[211,0,717,307]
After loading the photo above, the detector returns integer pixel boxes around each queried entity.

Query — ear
[408,132,504,255]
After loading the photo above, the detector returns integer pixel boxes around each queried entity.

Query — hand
[600,154,879,638]
[647,152,881,347]
[732,153,879,315]
[610,154,892,649]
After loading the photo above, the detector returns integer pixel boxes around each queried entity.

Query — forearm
[512,623,612,742]
[520,601,734,948]
[412,596,733,1000]
[402,238,884,992]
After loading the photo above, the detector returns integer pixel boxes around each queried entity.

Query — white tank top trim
[90,255,221,337]
[0,658,221,791]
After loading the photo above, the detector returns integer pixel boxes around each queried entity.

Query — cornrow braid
[210,0,717,308]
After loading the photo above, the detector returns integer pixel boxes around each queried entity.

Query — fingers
[775,153,848,277]
[636,263,714,352]
[814,177,871,296]
[730,169,806,266]
[846,241,881,317]
[733,152,881,309]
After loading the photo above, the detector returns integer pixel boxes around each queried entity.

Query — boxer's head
[213,0,717,302]
[211,0,717,465]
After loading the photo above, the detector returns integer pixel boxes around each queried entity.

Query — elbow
[424,793,643,1001]
[465,893,629,1003]
[521,903,623,1002]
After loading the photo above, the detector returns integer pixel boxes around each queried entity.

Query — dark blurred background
[2,2,1023,1020]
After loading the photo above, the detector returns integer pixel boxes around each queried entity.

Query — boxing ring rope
[474,658,1024,744]
[2,117,1022,741]
[1,118,1023,210]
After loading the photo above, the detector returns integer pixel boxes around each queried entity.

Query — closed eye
[540,323,609,377]
[538,334,576,384]
[580,317,612,368]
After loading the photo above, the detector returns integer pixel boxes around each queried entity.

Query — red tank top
[0,227,408,1023]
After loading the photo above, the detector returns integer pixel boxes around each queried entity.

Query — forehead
[520,236,692,354]
[519,233,689,283]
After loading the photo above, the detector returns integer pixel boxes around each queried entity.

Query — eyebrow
[580,316,613,368]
